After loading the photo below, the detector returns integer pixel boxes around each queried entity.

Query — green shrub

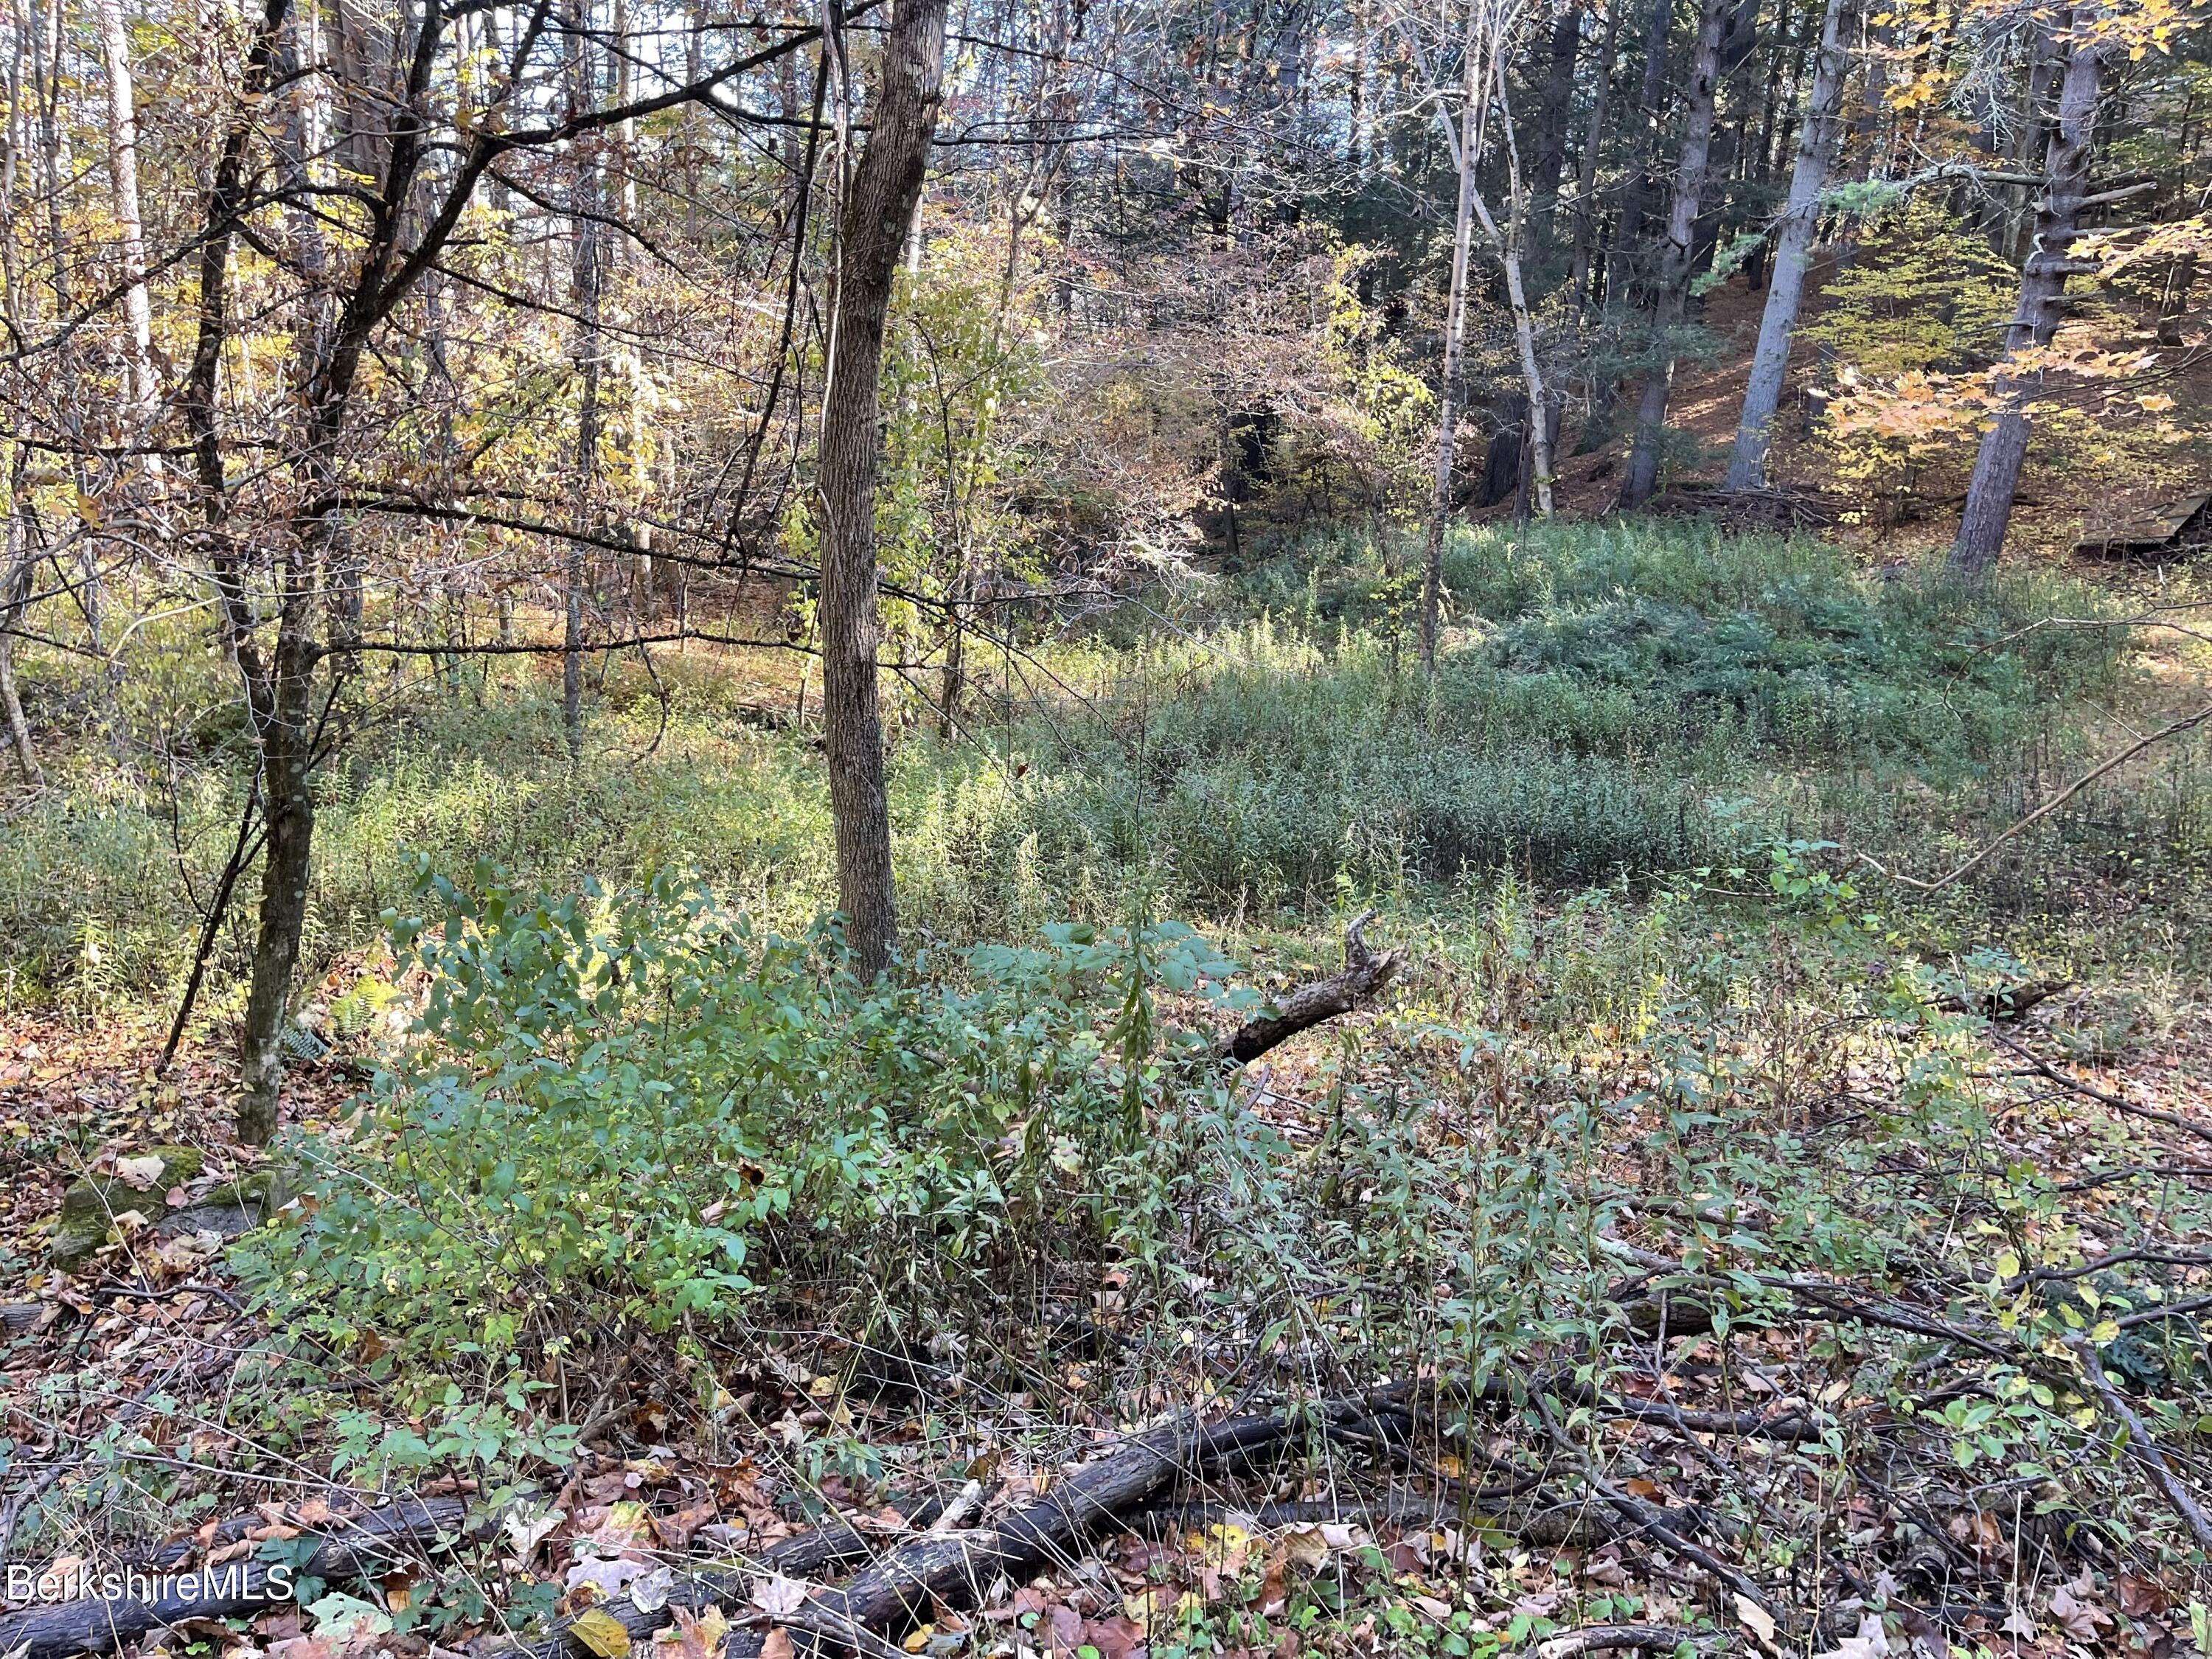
[0,517,2177,1010]
[236,861,1253,1377]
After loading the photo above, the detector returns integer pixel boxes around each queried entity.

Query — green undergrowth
[189,857,2212,1576]
[3,518,2204,1019]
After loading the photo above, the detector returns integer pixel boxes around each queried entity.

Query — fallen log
[524,1492,952,1659]
[1222,911,1404,1065]
[0,1560,297,1659]
[1535,1626,1712,1659]
[535,1404,1345,1659]
[1932,978,2072,1020]
[785,1410,1293,1647]
[0,1496,469,1659]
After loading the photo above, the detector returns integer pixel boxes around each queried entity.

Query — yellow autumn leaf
[571,1607,634,1658]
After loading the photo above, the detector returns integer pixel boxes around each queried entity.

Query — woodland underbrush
[7,519,2212,1649]
[5,521,2205,1018]
[9,856,2212,1651]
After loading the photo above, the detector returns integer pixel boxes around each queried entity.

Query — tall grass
[4,518,2200,1012]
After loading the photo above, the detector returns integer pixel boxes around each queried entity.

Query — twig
[156,758,264,1075]
[1521,1377,1782,1627]
[2068,1340,2212,1551]
[1853,696,2212,893]
[1989,1030,2212,1148]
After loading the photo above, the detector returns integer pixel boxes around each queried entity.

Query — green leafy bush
[0,518,2171,1009]
[237,861,1252,1377]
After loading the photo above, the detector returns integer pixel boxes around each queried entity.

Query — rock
[156,1164,291,1244]
[50,1146,256,1269]
[140,1144,207,1184]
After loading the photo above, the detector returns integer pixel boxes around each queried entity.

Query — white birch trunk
[1419,19,1486,677]
[97,0,161,470]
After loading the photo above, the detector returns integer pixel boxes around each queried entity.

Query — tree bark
[1470,67,1557,519]
[1585,0,1671,442]
[95,0,161,473]
[1725,0,1854,490]
[0,527,40,785]
[816,0,949,975]
[0,1498,467,1659]
[1620,0,1733,509]
[1528,1,1581,257]
[1221,911,1403,1064]
[176,0,291,1139]
[1950,20,2101,579]
[1568,0,1624,316]
[234,593,319,1146]
[565,6,605,762]
[1419,15,1486,678]
[1604,0,1677,314]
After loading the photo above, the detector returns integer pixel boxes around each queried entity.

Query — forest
[3,0,2212,1654]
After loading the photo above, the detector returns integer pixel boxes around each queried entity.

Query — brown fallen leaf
[2118,1573,2168,1618]
[2048,1582,2110,1643]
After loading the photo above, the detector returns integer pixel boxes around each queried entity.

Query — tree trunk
[0,521,41,785]
[177,0,291,1138]
[566,15,605,762]
[1604,0,1677,314]
[28,0,108,703]
[1725,0,1854,490]
[234,629,316,1145]
[816,0,949,975]
[1528,3,1580,258]
[1419,18,1485,678]
[1689,0,1762,285]
[1620,0,1733,509]
[1585,0,1671,444]
[1569,0,1624,316]
[1349,0,1371,171]
[1469,57,1557,521]
[1950,23,2101,579]
[95,0,161,474]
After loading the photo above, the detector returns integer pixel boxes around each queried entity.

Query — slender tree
[1950,15,2104,577]
[1568,0,1624,315]
[0,515,38,782]
[1620,0,1735,508]
[1528,0,1580,255]
[565,1,605,761]
[1417,4,1488,677]
[1725,0,1855,490]
[816,0,950,973]
[1469,18,1558,518]
[95,0,160,471]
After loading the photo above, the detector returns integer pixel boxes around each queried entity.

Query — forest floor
[1537,263,2212,570]
[6,899,2212,1659]
[7,516,2212,1659]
